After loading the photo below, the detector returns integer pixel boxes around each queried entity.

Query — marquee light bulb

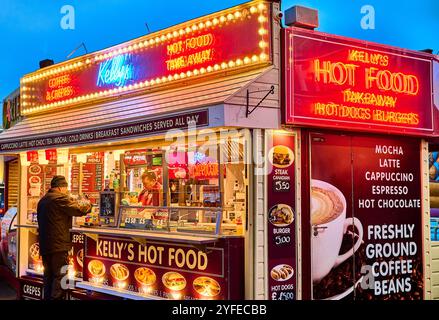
[258,15,266,23]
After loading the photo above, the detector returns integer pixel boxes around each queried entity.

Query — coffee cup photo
[311,179,363,284]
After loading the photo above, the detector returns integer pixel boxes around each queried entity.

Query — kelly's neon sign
[20,1,272,115]
[284,28,434,135]
[96,54,134,87]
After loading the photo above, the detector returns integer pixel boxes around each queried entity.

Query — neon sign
[46,74,74,102]
[96,54,134,87]
[283,27,434,136]
[20,1,272,115]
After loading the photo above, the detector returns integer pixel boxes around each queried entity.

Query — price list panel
[266,131,297,301]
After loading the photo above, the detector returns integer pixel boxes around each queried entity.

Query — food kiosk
[280,25,436,300]
[0,0,283,300]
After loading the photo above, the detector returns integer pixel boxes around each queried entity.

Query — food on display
[88,259,106,277]
[269,204,294,226]
[162,272,187,291]
[134,267,156,286]
[193,276,221,297]
[110,263,130,281]
[270,264,294,281]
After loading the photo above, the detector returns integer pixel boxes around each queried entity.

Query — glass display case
[67,135,248,238]
[118,206,241,236]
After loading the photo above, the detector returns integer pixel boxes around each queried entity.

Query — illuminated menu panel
[21,1,272,115]
[283,28,434,135]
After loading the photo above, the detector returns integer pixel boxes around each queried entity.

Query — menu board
[352,136,423,300]
[266,131,297,300]
[82,163,103,193]
[71,163,80,193]
[310,133,423,300]
[27,164,44,197]
[99,191,119,226]
[70,153,104,196]
[44,165,59,193]
[83,235,244,300]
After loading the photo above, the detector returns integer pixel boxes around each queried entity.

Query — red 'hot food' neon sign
[283,28,434,135]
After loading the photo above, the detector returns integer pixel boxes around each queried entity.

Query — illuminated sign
[283,27,434,135]
[96,54,134,87]
[21,1,272,115]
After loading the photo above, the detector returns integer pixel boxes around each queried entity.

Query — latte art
[311,187,344,225]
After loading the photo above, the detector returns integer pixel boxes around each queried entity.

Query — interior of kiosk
[18,130,250,279]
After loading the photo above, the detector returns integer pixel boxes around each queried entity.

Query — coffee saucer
[323,276,364,300]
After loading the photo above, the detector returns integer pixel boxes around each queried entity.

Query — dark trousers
[42,251,68,300]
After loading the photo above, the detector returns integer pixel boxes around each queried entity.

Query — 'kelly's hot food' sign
[283,27,434,135]
[83,236,244,300]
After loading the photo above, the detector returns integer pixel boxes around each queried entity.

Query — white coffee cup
[311,179,363,284]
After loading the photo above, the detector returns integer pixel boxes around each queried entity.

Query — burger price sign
[266,131,297,300]
[83,236,230,299]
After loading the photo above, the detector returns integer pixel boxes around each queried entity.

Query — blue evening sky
[0,0,437,109]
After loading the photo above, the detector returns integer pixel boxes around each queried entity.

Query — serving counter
[69,224,244,300]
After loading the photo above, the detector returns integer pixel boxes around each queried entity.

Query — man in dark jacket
[37,175,91,300]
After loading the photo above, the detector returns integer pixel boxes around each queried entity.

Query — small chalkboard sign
[99,191,119,226]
